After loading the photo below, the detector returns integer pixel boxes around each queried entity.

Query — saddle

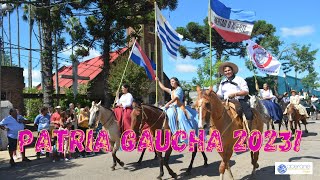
[223,99,243,120]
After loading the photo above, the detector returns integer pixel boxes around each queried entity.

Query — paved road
[0,119,319,180]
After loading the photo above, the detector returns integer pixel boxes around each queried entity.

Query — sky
[1,0,320,87]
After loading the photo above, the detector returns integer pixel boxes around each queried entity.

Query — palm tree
[23,4,35,88]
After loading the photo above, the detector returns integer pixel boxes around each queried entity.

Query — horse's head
[249,94,258,109]
[194,86,213,129]
[131,105,142,135]
[89,101,102,129]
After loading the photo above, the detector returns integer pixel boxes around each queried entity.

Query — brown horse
[287,104,308,134]
[195,87,264,180]
[131,104,208,179]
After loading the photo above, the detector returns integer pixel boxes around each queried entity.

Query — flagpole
[113,39,137,107]
[154,1,159,107]
[246,47,259,92]
[209,0,213,87]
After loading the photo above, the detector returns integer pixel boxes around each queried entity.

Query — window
[149,26,155,33]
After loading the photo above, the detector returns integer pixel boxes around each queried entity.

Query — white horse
[249,95,287,131]
[89,101,124,171]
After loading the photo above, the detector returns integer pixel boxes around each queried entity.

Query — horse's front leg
[137,148,146,164]
[156,151,164,179]
[164,147,177,179]
[113,139,124,167]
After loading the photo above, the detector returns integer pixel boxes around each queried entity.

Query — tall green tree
[301,71,320,91]
[80,0,178,107]
[108,55,152,101]
[282,43,318,88]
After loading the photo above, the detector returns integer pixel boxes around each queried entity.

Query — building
[277,75,320,96]
[38,24,171,104]
[0,66,25,113]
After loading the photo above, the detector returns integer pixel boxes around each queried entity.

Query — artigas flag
[156,5,183,59]
[130,41,156,80]
[247,40,281,75]
[209,0,255,42]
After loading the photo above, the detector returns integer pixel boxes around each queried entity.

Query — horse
[287,104,309,134]
[88,101,124,171]
[249,95,288,131]
[195,87,264,180]
[131,104,208,179]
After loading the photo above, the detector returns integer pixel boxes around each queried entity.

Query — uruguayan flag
[156,5,183,59]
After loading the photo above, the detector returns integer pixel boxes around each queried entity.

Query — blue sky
[1,0,320,87]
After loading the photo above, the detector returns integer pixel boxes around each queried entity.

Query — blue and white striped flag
[156,5,183,59]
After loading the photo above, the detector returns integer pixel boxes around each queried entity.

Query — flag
[209,0,255,42]
[156,5,183,59]
[247,40,281,75]
[130,41,156,80]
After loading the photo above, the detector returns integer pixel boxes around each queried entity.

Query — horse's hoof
[185,170,192,176]
[111,166,115,171]
[119,161,125,167]
[153,156,158,160]
[255,163,259,169]
[305,130,309,134]
[136,161,142,165]
[204,162,209,168]
[171,173,178,179]
[157,172,164,179]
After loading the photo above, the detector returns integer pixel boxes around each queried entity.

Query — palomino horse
[249,95,288,131]
[287,104,308,134]
[195,87,264,180]
[131,104,208,179]
[88,101,124,171]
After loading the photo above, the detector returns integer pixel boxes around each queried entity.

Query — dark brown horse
[131,104,208,179]
[195,87,264,180]
[287,104,308,134]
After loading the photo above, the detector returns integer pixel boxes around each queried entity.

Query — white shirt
[217,76,249,100]
[259,89,275,100]
[117,93,133,109]
[311,97,318,103]
[290,95,300,105]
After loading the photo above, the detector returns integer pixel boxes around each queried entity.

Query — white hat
[55,106,61,109]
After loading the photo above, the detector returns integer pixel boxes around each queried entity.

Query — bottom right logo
[275,162,313,175]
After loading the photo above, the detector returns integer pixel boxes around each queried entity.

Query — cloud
[176,64,197,73]
[23,69,42,87]
[280,26,315,37]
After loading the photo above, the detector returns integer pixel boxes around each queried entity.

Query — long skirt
[261,100,283,123]
[165,105,199,143]
[114,107,133,134]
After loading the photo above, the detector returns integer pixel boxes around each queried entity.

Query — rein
[138,105,166,132]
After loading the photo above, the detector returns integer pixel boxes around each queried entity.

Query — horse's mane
[141,104,164,112]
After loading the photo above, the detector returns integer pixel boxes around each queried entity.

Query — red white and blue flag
[209,0,255,42]
[129,41,156,80]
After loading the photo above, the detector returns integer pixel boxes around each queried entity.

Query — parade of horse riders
[0,0,319,179]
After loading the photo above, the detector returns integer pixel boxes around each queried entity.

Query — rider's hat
[290,90,297,93]
[218,62,239,75]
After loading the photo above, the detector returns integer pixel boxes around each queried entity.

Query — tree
[282,43,318,88]
[80,0,179,108]
[0,51,12,66]
[301,71,320,91]
[108,54,153,102]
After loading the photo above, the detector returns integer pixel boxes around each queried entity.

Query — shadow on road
[289,156,320,161]
[125,154,184,172]
[0,158,81,179]
[178,160,236,179]
[239,165,290,180]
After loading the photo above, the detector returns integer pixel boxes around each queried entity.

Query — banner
[247,40,281,75]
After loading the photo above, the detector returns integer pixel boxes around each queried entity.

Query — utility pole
[28,1,32,88]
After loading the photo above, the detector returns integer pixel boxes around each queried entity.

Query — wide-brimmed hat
[290,90,297,93]
[218,62,239,75]
[55,106,61,109]
[283,92,288,95]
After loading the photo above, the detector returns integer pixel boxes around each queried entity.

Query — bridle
[137,105,166,133]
